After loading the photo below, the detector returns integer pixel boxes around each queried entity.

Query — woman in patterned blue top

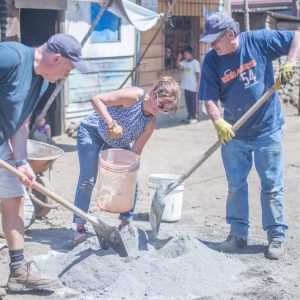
[73,77,180,243]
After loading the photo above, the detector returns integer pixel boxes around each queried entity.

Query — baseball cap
[47,33,90,73]
[199,12,239,43]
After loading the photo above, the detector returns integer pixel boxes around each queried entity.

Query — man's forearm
[10,119,30,162]
[287,31,300,63]
[204,100,221,123]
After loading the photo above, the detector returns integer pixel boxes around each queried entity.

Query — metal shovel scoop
[0,159,128,257]
[150,80,282,237]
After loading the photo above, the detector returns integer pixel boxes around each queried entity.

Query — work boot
[0,287,6,298]
[265,239,284,260]
[215,235,247,253]
[7,260,62,292]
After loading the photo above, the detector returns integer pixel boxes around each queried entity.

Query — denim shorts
[0,142,25,199]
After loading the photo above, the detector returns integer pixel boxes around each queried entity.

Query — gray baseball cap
[47,33,90,73]
[200,12,239,43]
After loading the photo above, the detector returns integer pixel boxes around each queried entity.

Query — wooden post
[243,0,250,31]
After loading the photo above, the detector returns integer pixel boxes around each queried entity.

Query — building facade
[1,0,227,133]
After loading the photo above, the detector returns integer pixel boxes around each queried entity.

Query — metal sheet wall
[66,55,134,124]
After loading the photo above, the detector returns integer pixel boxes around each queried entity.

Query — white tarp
[85,0,163,31]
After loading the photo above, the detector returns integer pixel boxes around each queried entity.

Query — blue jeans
[73,123,138,225]
[184,89,197,119]
[221,129,287,242]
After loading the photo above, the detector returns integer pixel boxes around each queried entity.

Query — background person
[32,111,52,144]
[73,77,180,243]
[199,12,300,260]
[165,45,175,70]
[177,46,201,124]
[0,33,89,295]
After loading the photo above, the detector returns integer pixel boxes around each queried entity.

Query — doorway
[20,9,63,136]
[164,16,200,71]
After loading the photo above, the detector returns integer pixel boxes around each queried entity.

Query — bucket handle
[99,161,139,173]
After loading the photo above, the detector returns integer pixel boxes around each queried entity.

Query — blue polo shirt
[199,29,295,139]
[0,42,48,144]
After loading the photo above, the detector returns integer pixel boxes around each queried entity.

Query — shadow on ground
[52,143,77,153]
[133,212,149,222]
[25,227,80,252]
[6,290,54,297]
[200,239,266,255]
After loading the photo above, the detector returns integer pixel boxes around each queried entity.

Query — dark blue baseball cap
[47,33,90,73]
[200,12,239,43]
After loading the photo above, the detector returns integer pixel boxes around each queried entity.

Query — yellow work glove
[214,118,235,145]
[107,120,123,139]
[278,62,295,85]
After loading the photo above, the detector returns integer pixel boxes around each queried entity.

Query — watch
[15,159,28,167]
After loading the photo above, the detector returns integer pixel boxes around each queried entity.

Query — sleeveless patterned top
[82,92,152,148]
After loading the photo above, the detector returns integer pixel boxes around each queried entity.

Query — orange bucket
[97,149,140,213]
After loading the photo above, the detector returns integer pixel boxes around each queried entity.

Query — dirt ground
[0,102,300,299]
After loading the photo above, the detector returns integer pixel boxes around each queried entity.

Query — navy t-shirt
[199,29,295,139]
[0,42,48,144]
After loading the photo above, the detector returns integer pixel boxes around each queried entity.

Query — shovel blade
[92,219,128,257]
[149,186,166,238]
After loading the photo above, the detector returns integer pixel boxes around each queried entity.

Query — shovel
[0,159,128,257]
[150,80,282,237]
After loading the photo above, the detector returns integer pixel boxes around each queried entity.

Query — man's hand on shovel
[214,118,235,145]
[16,161,36,187]
[278,61,295,85]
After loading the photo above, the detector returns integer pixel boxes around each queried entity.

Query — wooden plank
[141,43,163,59]
[159,0,221,16]
[139,71,160,86]
[141,29,164,44]
[139,57,164,72]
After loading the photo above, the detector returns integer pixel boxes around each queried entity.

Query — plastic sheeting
[84,0,163,31]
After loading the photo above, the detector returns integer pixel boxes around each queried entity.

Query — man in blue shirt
[199,12,300,260]
[0,33,89,295]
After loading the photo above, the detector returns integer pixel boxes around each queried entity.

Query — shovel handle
[232,80,281,132]
[162,80,282,196]
[0,159,95,225]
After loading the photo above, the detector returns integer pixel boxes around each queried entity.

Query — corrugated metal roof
[231,0,293,5]
[233,9,300,22]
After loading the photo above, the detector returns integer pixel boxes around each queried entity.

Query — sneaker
[181,118,190,123]
[118,220,129,231]
[74,225,87,244]
[7,260,62,292]
[215,235,247,253]
[188,118,198,124]
[0,287,6,297]
[265,239,284,260]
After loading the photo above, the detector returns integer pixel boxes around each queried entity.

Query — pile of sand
[36,226,246,299]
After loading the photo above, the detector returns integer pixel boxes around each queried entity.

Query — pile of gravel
[36,226,246,299]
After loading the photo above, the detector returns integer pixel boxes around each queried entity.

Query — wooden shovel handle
[232,79,281,132]
[0,159,94,224]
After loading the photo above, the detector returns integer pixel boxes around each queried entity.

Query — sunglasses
[210,30,227,46]
[156,93,171,113]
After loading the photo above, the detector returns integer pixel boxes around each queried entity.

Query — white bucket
[148,174,184,222]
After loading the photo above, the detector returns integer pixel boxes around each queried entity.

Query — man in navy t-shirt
[199,12,300,260]
[0,33,90,295]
